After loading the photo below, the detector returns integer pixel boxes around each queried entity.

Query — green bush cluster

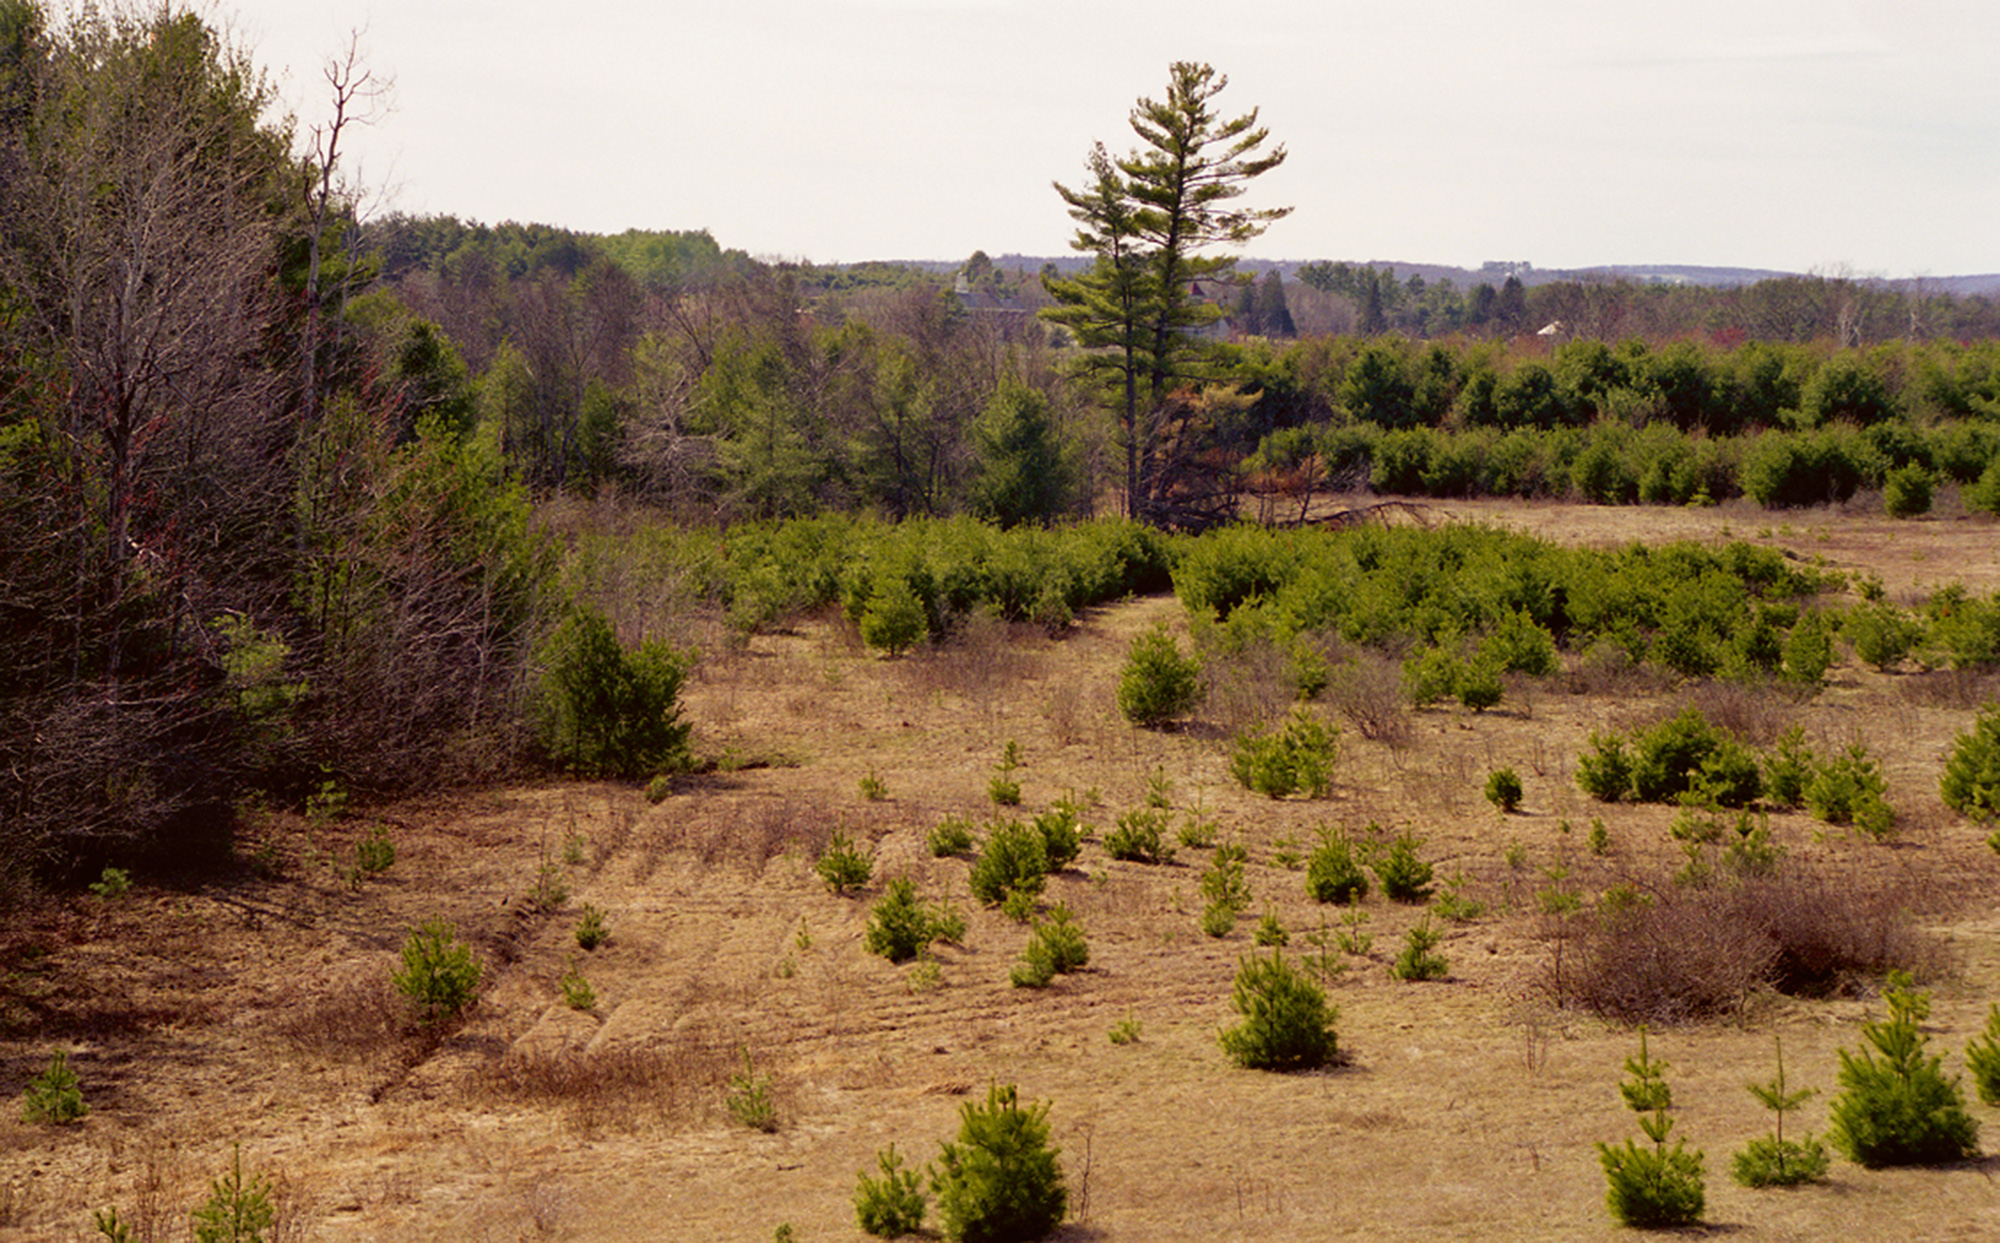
[865,878,966,964]
[1940,704,2000,823]
[968,821,1049,907]
[391,919,483,1027]
[1117,625,1203,727]
[1304,827,1369,906]
[1010,904,1089,988]
[930,1085,1068,1243]
[1229,706,1339,798]
[536,606,691,779]
[1578,708,1762,807]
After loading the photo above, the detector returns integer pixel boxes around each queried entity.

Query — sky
[224,0,1998,276]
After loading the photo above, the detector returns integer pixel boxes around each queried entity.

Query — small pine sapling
[854,1143,927,1238]
[931,1085,1067,1243]
[1731,1037,1830,1188]
[574,903,609,950]
[816,831,873,895]
[1391,917,1448,982]
[1372,827,1434,903]
[1827,977,1979,1166]
[1011,903,1089,988]
[1219,950,1339,1071]
[928,815,976,858]
[559,960,596,1011]
[1596,1028,1706,1229]
[726,1050,779,1133]
[1485,766,1524,813]
[1965,1004,2000,1107]
[1253,911,1288,947]
[1304,826,1368,905]
[189,1146,277,1243]
[20,1049,87,1125]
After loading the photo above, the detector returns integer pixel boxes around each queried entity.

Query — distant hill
[962,255,2000,298]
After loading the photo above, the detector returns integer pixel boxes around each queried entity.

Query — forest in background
[4,3,2000,895]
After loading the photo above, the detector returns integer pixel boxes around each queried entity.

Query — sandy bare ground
[2,501,1999,1241]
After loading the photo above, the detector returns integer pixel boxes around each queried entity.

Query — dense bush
[1827,997,1979,1167]
[392,919,483,1027]
[855,1144,928,1238]
[1229,707,1339,798]
[1556,865,1939,1022]
[1940,703,2000,822]
[536,606,691,778]
[930,1084,1067,1243]
[865,878,964,963]
[1102,808,1174,865]
[968,821,1049,907]
[1218,951,1339,1071]
[1116,625,1203,728]
[1578,708,1761,807]
[1304,827,1370,906]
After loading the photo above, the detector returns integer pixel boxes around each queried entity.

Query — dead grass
[7,502,2000,1241]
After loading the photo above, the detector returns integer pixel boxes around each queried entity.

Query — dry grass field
[3,499,1999,1241]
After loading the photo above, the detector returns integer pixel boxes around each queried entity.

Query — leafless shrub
[1682,680,1802,746]
[1562,641,1671,699]
[1324,651,1411,745]
[1195,636,1295,740]
[902,612,1039,715]
[1897,667,2000,711]
[479,1040,745,1135]
[1042,676,1090,746]
[275,962,408,1058]
[1554,864,1944,1024]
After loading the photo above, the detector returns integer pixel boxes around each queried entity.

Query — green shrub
[1883,464,1934,518]
[1576,733,1632,802]
[866,878,965,964]
[1804,744,1895,837]
[1304,828,1369,906]
[968,821,1049,906]
[559,961,596,1011]
[1253,911,1289,947]
[1827,995,1979,1167]
[1103,807,1173,865]
[87,865,132,900]
[1597,1030,1705,1229]
[816,832,874,895]
[574,904,609,950]
[1031,805,1083,871]
[1763,726,1816,807]
[392,919,483,1027]
[1966,1004,2000,1107]
[1845,601,1924,672]
[1485,766,1523,813]
[1116,625,1202,727]
[190,1145,277,1243]
[1199,844,1252,916]
[537,606,692,778]
[726,1050,779,1133]
[1011,903,1089,988]
[1630,708,1761,807]
[855,1144,928,1238]
[930,1084,1067,1243]
[929,815,976,857]
[1373,828,1433,903]
[1391,918,1448,981]
[355,824,396,877]
[1731,1038,1830,1188]
[1940,703,2000,822]
[20,1050,86,1125]
[1455,658,1504,712]
[1966,458,2000,516]
[1219,951,1339,1071]
[1228,706,1339,798]
[859,575,929,656]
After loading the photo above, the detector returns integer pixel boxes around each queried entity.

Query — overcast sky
[231,0,1997,276]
